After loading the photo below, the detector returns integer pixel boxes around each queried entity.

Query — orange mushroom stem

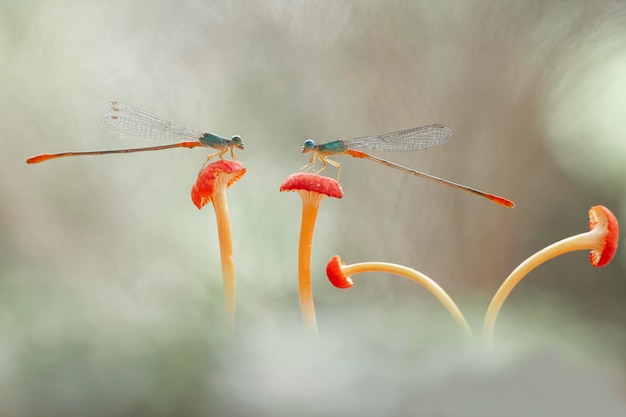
[280,172,343,334]
[191,159,246,330]
[483,205,619,344]
[326,255,471,335]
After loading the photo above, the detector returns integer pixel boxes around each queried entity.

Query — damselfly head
[231,135,244,150]
[302,139,315,153]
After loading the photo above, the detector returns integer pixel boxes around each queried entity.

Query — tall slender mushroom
[483,205,619,344]
[279,172,343,335]
[191,159,246,330]
[326,255,471,335]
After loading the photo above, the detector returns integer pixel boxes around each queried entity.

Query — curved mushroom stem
[298,195,321,334]
[483,205,619,344]
[210,188,236,330]
[327,256,471,335]
[483,232,597,344]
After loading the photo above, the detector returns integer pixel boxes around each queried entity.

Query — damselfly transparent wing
[342,124,453,152]
[100,102,204,143]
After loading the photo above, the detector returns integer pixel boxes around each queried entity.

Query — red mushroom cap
[279,172,343,199]
[588,205,619,268]
[326,255,353,289]
[191,160,246,209]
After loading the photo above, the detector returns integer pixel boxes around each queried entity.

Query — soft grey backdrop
[3,0,626,415]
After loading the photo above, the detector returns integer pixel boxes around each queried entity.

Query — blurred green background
[3,0,626,415]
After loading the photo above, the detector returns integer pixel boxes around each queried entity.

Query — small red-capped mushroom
[325,255,471,334]
[588,205,619,267]
[326,255,353,289]
[280,172,343,199]
[191,160,246,209]
[191,159,246,330]
[483,204,620,344]
[280,172,343,334]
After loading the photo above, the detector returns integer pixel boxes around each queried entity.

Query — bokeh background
[3,0,626,415]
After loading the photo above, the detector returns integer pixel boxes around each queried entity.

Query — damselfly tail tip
[26,154,53,164]
[488,194,515,209]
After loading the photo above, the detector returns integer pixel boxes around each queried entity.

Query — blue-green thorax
[302,139,347,155]
[201,133,244,150]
